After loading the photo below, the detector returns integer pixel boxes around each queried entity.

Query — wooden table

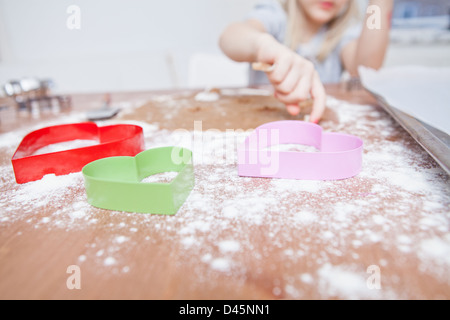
[0,85,449,300]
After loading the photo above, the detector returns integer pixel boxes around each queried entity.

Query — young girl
[219,0,393,123]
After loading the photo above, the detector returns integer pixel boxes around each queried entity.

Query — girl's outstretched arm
[220,20,326,122]
[219,20,270,62]
[342,0,394,76]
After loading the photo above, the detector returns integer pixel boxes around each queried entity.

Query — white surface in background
[1,0,449,93]
[0,0,257,93]
[188,53,249,88]
[384,44,450,68]
[359,66,450,135]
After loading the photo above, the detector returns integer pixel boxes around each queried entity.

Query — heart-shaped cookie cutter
[237,120,363,180]
[12,122,145,184]
[82,147,195,214]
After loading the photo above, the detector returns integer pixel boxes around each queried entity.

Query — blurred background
[0,0,449,94]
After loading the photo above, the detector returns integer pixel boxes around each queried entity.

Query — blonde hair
[281,0,360,62]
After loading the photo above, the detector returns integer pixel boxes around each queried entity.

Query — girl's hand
[256,34,326,123]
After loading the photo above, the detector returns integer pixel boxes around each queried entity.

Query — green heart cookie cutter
[82,147,194,215]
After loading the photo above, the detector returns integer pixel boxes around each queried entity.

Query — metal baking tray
[366,89,450,176]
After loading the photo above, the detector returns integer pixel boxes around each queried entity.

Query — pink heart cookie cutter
[237,120,363,180]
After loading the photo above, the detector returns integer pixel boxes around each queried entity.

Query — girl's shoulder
[248,0,287,18]
[246,0,287,41]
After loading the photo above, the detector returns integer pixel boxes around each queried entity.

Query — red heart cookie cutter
[12,122,145,184]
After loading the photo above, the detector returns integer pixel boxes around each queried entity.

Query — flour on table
[210,258,232,273]
[141,172,178,183]
[114,236,130,244]
[1,95,449,299]
[103,257,117,266]
[317,263,382,300]
[194,91,220,102]
[218,240,241,253]
[220,88,272,96]
[265,143,319,153]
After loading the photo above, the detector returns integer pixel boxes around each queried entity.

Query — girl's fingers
[286,104,301,116]
[263,51,323,120]
[273,60,315,104]
[267,54,293,84]
[274,58,305,94]
[275,67,301,94]
[274,74,312,105]
[293,62,315,102]
[309,72,326,123]
[279,72,325,121]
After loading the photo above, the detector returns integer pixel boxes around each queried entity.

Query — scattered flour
[141,172,178,183]
[292,211,317,224]
[68,209,87,220]
[317,264,380,300]
[300,273,314,284]
[0,131,23,149]
[270,179,323,193]
[210,258,232,272]
[13,173,83,203]
[114,236,130,244]
[418,237,450,281]
[103,257,117,266]
[221,206,239,219]
[218,240,241,253]
[266,143,319,153]
[180,220,211,234]
[194,91,220,102]
[220,88,272,96]
[181,236,196,248]
[272,287,282,296]
[1,96,449,299]
[41,217,51,224]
